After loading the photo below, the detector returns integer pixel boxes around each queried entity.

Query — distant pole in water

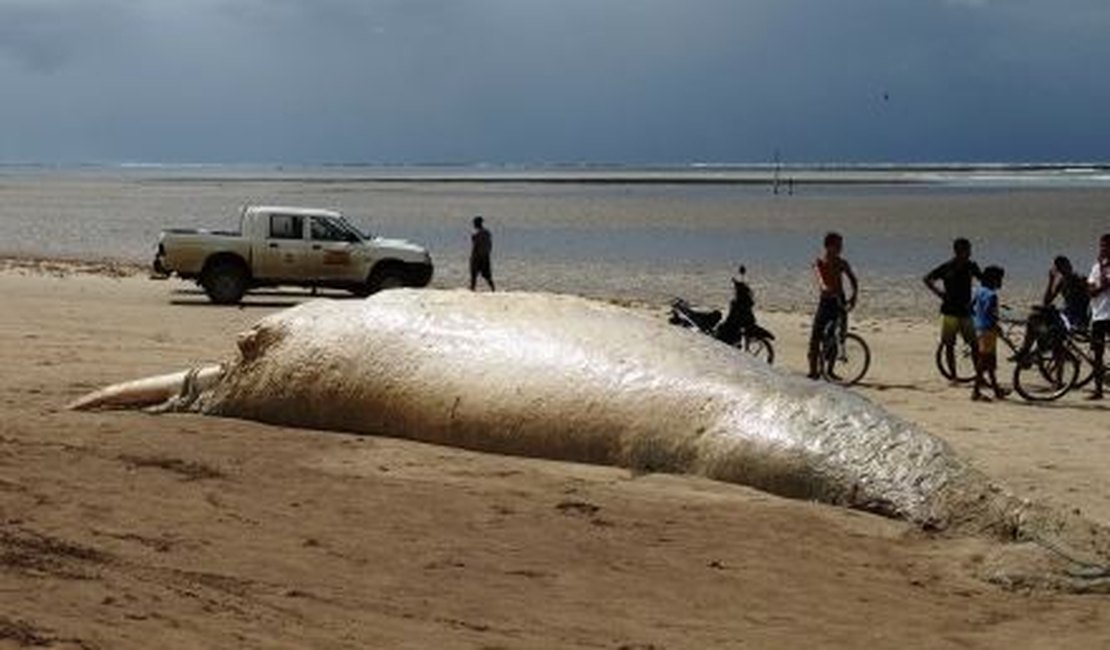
[773,149,781,195]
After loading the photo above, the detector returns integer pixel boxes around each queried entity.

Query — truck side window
[270,215,304,240]
[310,217,348,242]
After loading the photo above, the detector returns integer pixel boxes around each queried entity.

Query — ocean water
[1,164,1107,316]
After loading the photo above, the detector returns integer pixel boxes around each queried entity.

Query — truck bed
[162,228,241,237]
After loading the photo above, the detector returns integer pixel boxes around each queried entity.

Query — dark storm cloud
[0,0,137,72]
[0,0,1107,162]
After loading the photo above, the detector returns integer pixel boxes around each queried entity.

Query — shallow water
[1,165,1107,315]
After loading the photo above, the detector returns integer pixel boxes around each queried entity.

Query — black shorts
[1092,320,1110,352]
[810,295,842,344]
[470,256,492,279]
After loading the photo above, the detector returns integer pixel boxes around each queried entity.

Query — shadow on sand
[169,288,361,309]
[858,381,934,393]
[1012,398,1109,413]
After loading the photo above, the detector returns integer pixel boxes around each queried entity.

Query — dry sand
[1,262,1109,649]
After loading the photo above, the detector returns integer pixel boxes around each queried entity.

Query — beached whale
[70,289,1110,585]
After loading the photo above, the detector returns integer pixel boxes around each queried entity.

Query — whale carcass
[70,290,1110,584]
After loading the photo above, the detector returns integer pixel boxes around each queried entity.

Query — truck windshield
[346,219,374,240]
[334,217,367,242]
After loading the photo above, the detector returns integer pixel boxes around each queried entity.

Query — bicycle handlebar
[836,296,858,314]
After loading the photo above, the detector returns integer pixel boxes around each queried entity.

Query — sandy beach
[2,262,1109,649]
[4,0,1110,643]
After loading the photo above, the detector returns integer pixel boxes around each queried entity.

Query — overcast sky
[1,0,1108,164]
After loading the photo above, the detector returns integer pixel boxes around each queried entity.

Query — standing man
[807,232,859,379]
[1087,233,1110,400]
[924,238,982,382]
[470,216,495,292]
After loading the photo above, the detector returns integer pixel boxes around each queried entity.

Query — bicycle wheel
[1063,332,1097,389]
[737,336,774,365]
[1012,346,1079,402]
[1073,365,1097,389]
[935,340,976,383]
[822,333,871,386]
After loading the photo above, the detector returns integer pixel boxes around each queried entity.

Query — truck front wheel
[356,264,408,296]
[200,259,249,304]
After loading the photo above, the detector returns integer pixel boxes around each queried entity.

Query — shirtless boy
[808,232,859,379]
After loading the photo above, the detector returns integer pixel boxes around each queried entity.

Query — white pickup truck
[153,205,434,304]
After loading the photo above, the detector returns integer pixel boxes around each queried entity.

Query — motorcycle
[668,268,775,364]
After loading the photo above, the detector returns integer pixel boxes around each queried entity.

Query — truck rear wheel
[200,259,249,305]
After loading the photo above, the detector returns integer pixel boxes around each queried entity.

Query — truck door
[257,213,310,281]
[306,216,361,282]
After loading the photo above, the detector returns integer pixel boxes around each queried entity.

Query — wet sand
[1,263,1108,649]
[3,169,1109,318]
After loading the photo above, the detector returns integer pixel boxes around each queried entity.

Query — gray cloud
[0,0,1107,162]
[0,0,139,72]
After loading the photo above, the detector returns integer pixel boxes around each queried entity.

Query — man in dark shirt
[1043,256,1090,332]
[469,216,495,291]
[924,238,982,380]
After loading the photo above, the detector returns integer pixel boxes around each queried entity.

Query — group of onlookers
[919,233,1109,401]
[806,230,1109,400]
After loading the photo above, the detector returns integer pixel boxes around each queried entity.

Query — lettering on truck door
[308,216,360,281]
[258,214,310,281]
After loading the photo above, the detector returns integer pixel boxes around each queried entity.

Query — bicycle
[1067,328,1107,391]
[816,302,870,386]
[934,308,1024,384]
[935,335,976,384]
[1011,307,1103,402]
